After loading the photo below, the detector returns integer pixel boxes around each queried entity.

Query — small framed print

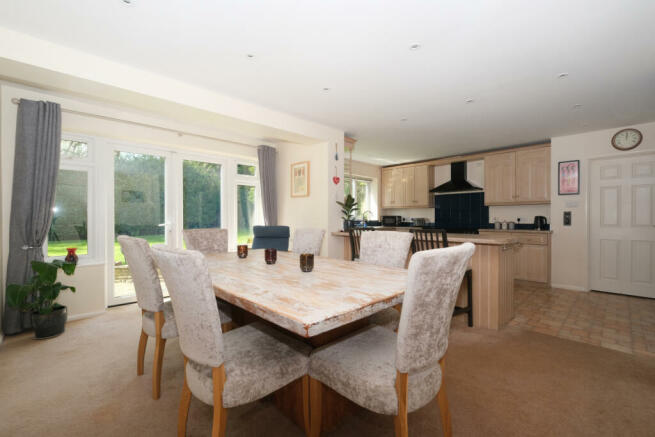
[558,160,580,195]
[290,161,310,197]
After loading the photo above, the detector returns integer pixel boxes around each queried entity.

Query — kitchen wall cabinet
[484,152,516,204]
[484,146,550,205]
[381,165,434,208]
[479,230,551,283]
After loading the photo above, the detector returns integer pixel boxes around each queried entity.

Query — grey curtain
[257,145,277,226]
[3,99,61,335]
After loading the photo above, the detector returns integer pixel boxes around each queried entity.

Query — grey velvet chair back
[292,228,325,255]
[183,228,228,254]
[117,235,164,313]
[359,231,414,268]
[396,243,475,374]
[151,246,225,368]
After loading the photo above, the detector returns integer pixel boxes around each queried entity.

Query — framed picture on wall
[290,161,310,197]
[558,160,580,195]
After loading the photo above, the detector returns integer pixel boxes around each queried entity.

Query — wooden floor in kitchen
[509,281,655,356]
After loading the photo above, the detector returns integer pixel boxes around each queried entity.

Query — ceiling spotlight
[465,98,474,104]
[246,54,255,59]
[558,72,569,79]
[409,43,421,50]
[400,118,408,122]
[122,0,134,4]
[573,103,583,109]
[323,87,330,91]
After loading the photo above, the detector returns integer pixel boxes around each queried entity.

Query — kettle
[533,216,548,230]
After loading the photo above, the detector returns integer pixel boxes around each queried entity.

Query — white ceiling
[1,0,654,164]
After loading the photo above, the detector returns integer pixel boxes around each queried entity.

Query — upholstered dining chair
[411,229,473,327]
[309,243,475,437]
[151,246,312,437]
[360,231,413,331]
[347,228,375,261]
[117,235,178,400]
[182,228,228,254]
[181,228,235,331]
[251,225,290,251]
[292,228,325,255]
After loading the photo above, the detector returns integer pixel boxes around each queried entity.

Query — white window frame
[231,159,263,248]
[345,176,374,220]
[45,134,103,265]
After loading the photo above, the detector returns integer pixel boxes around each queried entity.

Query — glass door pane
[183,160,222,247]
[112,150,167,303]
[237,184,255,245]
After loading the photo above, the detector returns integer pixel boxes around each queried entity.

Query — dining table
[205,249,408,432]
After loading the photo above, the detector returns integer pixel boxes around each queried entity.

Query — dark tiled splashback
[434,192,489,229]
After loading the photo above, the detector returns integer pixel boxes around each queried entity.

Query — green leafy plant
[336,194,359,220]
[6,260,76,315]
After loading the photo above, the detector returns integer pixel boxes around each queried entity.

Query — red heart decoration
[332,176,340,185]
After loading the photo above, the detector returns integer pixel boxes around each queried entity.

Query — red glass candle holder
[299,253,314,272]
[237,245,248,259]
[264,248,277,265]
[65,248,78,265]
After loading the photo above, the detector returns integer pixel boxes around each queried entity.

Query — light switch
[563,211,572,226]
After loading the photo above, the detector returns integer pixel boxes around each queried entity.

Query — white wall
[550,121,655,291]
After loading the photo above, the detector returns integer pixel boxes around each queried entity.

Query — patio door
[109,146,173,306]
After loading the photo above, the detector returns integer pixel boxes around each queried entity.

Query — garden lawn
[48,235,166,263]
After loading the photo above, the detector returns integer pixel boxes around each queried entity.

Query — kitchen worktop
[479,229,553,233]
[332,231,518,246]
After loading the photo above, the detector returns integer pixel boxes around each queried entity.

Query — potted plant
[6,260,76,339]
[336,194,359,231]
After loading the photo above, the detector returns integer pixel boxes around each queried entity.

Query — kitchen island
[332,231,518,330]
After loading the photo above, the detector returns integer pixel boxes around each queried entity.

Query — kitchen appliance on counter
[381,215,402,226]
[534,216,548,230]
[412,218,428,226]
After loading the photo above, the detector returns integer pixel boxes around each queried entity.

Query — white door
[108,145,174,306]
[590,153,655,298]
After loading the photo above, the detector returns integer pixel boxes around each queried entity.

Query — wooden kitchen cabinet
[484,145,550,205]
[484,152,516,204]
[381,165,433,208]
[479,230,551,284]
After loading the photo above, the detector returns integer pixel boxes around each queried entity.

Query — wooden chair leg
[178,357,192,437]
[153,311,166,400]
[436,358,452,437]
[212,365,227,437]
[394,371,409,437]
[302,375,310,437]
[137,330,148,376]
[309,377,323,437]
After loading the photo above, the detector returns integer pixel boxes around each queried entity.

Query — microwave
[381,215,402,226]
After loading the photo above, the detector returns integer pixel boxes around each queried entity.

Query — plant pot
[343,219,352,231]
[32,305,67,339]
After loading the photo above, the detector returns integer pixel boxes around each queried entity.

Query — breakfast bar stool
[118,235,179,400]
[412,229,473,327]
[309,243,475,437]
[151,246,312,437]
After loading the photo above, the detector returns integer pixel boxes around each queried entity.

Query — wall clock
[611,128,642,151]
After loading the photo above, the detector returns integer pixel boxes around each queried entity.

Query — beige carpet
[1,305,654,437]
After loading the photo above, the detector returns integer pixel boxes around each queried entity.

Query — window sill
[45,257,105,267]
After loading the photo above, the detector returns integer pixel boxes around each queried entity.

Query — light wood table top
[206,250,407,338]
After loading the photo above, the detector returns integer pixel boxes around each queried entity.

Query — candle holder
[299,253,314,272]
[264,248,277,265]
[237,244,248,259]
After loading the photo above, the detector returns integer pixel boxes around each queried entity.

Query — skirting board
[68,310,106,322]
[550,283,589,292]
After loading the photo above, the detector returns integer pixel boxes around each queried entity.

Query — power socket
[563,211,572,226]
